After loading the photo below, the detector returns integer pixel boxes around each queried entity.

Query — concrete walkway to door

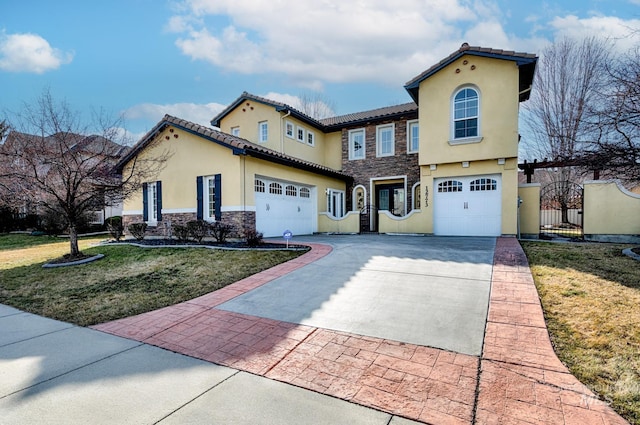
[89,235,627,424]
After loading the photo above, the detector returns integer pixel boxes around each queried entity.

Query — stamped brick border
[476,237,628,425]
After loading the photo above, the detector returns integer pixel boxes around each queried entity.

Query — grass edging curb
[42,253,105,268]
[102,241,310,252]
[622,247,640,261]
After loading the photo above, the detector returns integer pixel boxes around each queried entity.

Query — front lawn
[521,241,640,424]
[0,235,305,327]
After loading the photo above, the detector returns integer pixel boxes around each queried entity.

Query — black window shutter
[196,176,203,220]
[156,181,162,221]
[142,182,148,221]
[214,174,222,221]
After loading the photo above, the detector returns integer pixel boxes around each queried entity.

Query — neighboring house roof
[320,102,418,131]
[118,115,352,182]
[2,131,128,158]
[210,91,326,130]
[404,42,538,104]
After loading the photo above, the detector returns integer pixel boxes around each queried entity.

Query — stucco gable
[210,92,325,130]
[404,43,538,104]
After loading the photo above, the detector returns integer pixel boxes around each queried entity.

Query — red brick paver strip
[476,237,629,425]
[92,238,630,424]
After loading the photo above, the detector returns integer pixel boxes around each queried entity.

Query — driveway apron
[218,235,495,356]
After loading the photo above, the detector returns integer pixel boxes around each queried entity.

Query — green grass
[521,241,640,424]
[0,235,305,327]
[0,233,67,250]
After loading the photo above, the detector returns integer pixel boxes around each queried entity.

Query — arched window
[285,185,297,196]
[438,180,463,193]
[269,182,282,195]
[255,179,265,193]
[470,178,497,191]
[453,87,479,139]
[299,187,310,198]
[412,183,421,210]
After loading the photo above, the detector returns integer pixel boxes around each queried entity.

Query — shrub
[186,220,210,243]
[105,216,124,241]
[128,222,147,241]
[243,227,263,247]
[211,221,232,243]
[173,224,190,242]
[40,209,67,236]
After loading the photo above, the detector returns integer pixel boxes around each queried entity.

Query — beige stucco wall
[122,125,347,217]
[419,158,519,235]
[418,55,520,166]
[583,180,640,236]
[323,130,343,171]
[122,126,243,213]
[218,100,330,167]
[318,211,360,233]
[518,184,541,237]
[378,210,429,234]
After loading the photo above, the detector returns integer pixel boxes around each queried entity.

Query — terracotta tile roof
[210,91,325,130]
[117,115,351,182]
[405,42,538,103]
[320,102,417,129]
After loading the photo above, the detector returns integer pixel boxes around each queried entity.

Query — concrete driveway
[219,234,495,356]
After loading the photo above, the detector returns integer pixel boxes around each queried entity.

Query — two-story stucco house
[118,43,538,238]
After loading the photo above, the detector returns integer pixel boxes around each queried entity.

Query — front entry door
[376,184,405,216]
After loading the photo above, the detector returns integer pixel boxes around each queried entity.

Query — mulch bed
[108,239,308,250]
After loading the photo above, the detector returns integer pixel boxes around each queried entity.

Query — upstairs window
[296,126,305,143]
[307,131,315,146]
[284,121,294,139]
[376,124,394,157]
[453,87,479,139]
[348,129,365,160]
[259,121,268,143]
[407,120,419,154]
[231,126,240,137]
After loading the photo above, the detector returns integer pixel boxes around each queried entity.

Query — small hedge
[128,222,147,241]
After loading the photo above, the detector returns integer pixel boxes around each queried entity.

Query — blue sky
[1,0,639,142]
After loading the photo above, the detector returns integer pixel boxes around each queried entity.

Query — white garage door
[434,174,502,236]
[255,177,316,238]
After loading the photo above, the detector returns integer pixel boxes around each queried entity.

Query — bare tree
[587,46,640,185]
[0,90,167,258]
[522,37,611,224]
[295,92,336,120]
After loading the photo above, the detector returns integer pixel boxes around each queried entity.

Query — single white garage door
[255,177,316,238]
[434,174,502,236]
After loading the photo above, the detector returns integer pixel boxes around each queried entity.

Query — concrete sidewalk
[1,235,630,424]
[0,304,417,424]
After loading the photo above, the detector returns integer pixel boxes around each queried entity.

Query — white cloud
[0,32,73,74]
[124,102,226,127]
[171,0,479,86]
[550,15,640,51]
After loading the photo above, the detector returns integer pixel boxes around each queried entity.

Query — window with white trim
[255,179,265,193]
[284,121,294,139]
[231,126,240,137]
[307,131,315,146]
[204,176,217,221]
[327,189,345,218]
[348,128,365,160]
[300,187,310,198]
[407,120,419,154]
[259,121,268,143]
[147,182,158,223]
[376,124,394,157]
[453,87,479,139]
[296,126,305,143]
